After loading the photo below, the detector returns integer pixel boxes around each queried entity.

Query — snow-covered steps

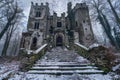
[34,62,94,67]
[27,47,104,75]
[36,62,92,65]
[28,70,104,74]
[28,62,103,75]
[34,63,94,67]
[31,66,98,70]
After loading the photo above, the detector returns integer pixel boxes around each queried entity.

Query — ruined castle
[20,2,94,50]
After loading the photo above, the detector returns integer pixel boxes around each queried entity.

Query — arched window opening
[31,37,37,50]
[35,11,41,17]
[83,20,85,23]
[49,26,53,34]
[33,37,37,44]
[76,21,78,27]
[57,22,62,27]
[34,22,39,29]
[56,36,63,46]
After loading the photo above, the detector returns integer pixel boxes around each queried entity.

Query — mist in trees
[83,0,120,49]
[0,0,24,56]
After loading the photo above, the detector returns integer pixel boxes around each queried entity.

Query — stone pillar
[74,32,79,43]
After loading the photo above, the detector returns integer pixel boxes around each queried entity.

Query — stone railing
[74,43,115,73]
[20,44,48,71]
[74,43,89,58]
[23,44,48,54]
[34,44,48,54]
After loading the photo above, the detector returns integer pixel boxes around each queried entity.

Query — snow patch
[34,44,47,54]
[89,43,100,49]
[112,64,120,71]
[75,43,89,50]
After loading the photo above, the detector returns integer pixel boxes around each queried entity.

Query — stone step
[31,66,98,70]
[34,62,94,67]
[28,70,104,75]
[37,61,89,64]
[36,62,90,65]
[34,63,94,67]
[34,64,90,67]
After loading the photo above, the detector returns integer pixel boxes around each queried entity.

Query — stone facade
[20,2,94,50]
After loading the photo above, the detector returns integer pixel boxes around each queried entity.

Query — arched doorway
[56,36,63,46]
[31,37,37,50]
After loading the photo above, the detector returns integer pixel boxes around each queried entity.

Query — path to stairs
[12,47,112,80]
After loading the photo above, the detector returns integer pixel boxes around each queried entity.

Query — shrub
[88,46,116,72]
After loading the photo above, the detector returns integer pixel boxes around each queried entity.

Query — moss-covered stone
[74,44,116,73]
[88,46,116,71]
[19,46,47,72]
[74,44,89,58]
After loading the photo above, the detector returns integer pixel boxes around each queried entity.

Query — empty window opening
[34,22,39,29]
[57,22,62,27]
[83,20,85,23]
[33,37,37,44]
[85,28,87,30]
[56,36,63,46]
[76,21,78,27]
[35,11,41,17]
[31,37,37,50]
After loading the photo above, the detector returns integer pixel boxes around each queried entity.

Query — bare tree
[10,33,20,56]
[83,0,119,48]
[1,1,23,56]
[2,25,14,56]
[107,0,120,26]
[0,0,23,40]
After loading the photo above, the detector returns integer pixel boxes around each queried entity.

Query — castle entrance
[56,36,63,46]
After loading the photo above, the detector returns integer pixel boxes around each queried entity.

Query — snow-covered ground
[9,73,113,80]
[0,59,20,80]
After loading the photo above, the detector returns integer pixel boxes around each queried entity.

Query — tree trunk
[107,0,120,26]
[102,13,119,48]
[97,8,116,46]
[2,25,14,56]
[2,32,10,56]
[0,5,17,40]
[10,37,19,56]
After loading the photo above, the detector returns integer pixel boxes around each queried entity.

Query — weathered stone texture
[20,2,94,50]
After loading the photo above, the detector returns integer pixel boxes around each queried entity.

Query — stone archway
[55,33,64,46]
[56,36,63,46]
[31,37,37,50]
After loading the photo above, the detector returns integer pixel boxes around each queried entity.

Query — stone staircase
[28,62,103,75]
[28,47,104,75]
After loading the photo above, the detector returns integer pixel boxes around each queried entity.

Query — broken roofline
[30,1,88,16]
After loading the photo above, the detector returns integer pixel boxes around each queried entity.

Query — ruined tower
[72,3,94,47]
